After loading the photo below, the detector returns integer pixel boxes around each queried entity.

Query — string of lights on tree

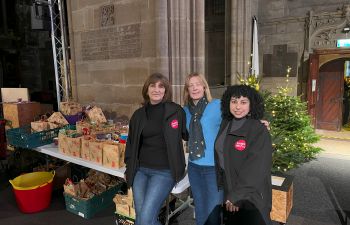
[238,67,322,172]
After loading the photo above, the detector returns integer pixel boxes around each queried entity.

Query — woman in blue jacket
[183,73,223,225]
[125,73,188,225]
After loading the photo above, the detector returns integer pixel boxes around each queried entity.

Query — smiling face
[147,81,165,104]
[229,96,250,119]
[188,76,205,104]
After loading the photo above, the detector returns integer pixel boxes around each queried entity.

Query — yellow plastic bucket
[9,171,55,213]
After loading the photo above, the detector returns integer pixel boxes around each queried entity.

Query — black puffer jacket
[124,102,188,188]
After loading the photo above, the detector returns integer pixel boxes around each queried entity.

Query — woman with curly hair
[215,85,273,225]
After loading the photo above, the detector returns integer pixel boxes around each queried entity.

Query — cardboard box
[3,102,41,128]
[271,174,293,223]
[1,88,29,102]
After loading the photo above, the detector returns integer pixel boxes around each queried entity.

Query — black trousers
[223,204,267,225]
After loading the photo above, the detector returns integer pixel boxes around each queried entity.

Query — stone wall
[67,0,159,118]
[66,0,350,114]
[67,0,204,118]
[258,0,350,96]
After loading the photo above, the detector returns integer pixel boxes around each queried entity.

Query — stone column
[155,0,204,104]
[192,0,205,75]
[155,0,169,76]
[230,0,256,84]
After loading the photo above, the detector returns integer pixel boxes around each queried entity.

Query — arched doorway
[308,49,350,131]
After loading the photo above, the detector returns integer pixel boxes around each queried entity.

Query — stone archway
[308,49,350,130]
[305,5,350,129]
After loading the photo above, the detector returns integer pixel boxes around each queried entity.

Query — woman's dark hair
[221,85,264,120]
[142,73,172,104]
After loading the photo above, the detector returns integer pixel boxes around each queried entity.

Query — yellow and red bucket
[9,171,55,213]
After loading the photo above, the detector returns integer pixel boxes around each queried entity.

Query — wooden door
[316,60,344,131]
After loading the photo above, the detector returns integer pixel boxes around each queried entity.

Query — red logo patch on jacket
[234,140,246,151]
[170,119,179,129]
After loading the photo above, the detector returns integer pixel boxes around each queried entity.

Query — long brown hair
[142,73,172,104]
[183,73,212,105]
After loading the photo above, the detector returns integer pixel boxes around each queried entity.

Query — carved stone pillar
[230,0,256,84]
[154,0,204,104]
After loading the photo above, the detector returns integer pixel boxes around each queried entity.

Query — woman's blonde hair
[183,73,212,105]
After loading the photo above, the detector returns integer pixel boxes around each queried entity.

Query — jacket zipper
[164,110,181,184]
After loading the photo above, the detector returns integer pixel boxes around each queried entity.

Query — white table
[35,144,125,177]
[34,144,193,224]
[35,144,190,194]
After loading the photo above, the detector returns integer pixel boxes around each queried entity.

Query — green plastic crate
[64,184,121,219]
[6,125,75,149]
[6,125,61,149]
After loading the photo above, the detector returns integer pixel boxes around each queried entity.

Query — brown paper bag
[81,137,91,161]
[103,142,120,169]
[86,106,107,124]
[76,121,92,134]
[89,140,104,164]
[60,101,82,115]
[31,121,49,132]
[127,188,134,206]
[63,178,77,196]
[58,132,68,154]
[113,194,123,204]
[47,112,69,126]
[129,207,136,219]
[48,122,60,129]
[116,204,130,217]
[113,192,134,218]
[119,143,126,168]
[66,136,81,157]
[92,124,117,134]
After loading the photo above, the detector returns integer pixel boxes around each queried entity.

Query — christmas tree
[238,69,322,172]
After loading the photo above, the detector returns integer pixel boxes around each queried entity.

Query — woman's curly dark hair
[221,85,264,120]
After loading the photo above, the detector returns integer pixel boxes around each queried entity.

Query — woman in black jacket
[215,85,273,225]
[124,73,188,225]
